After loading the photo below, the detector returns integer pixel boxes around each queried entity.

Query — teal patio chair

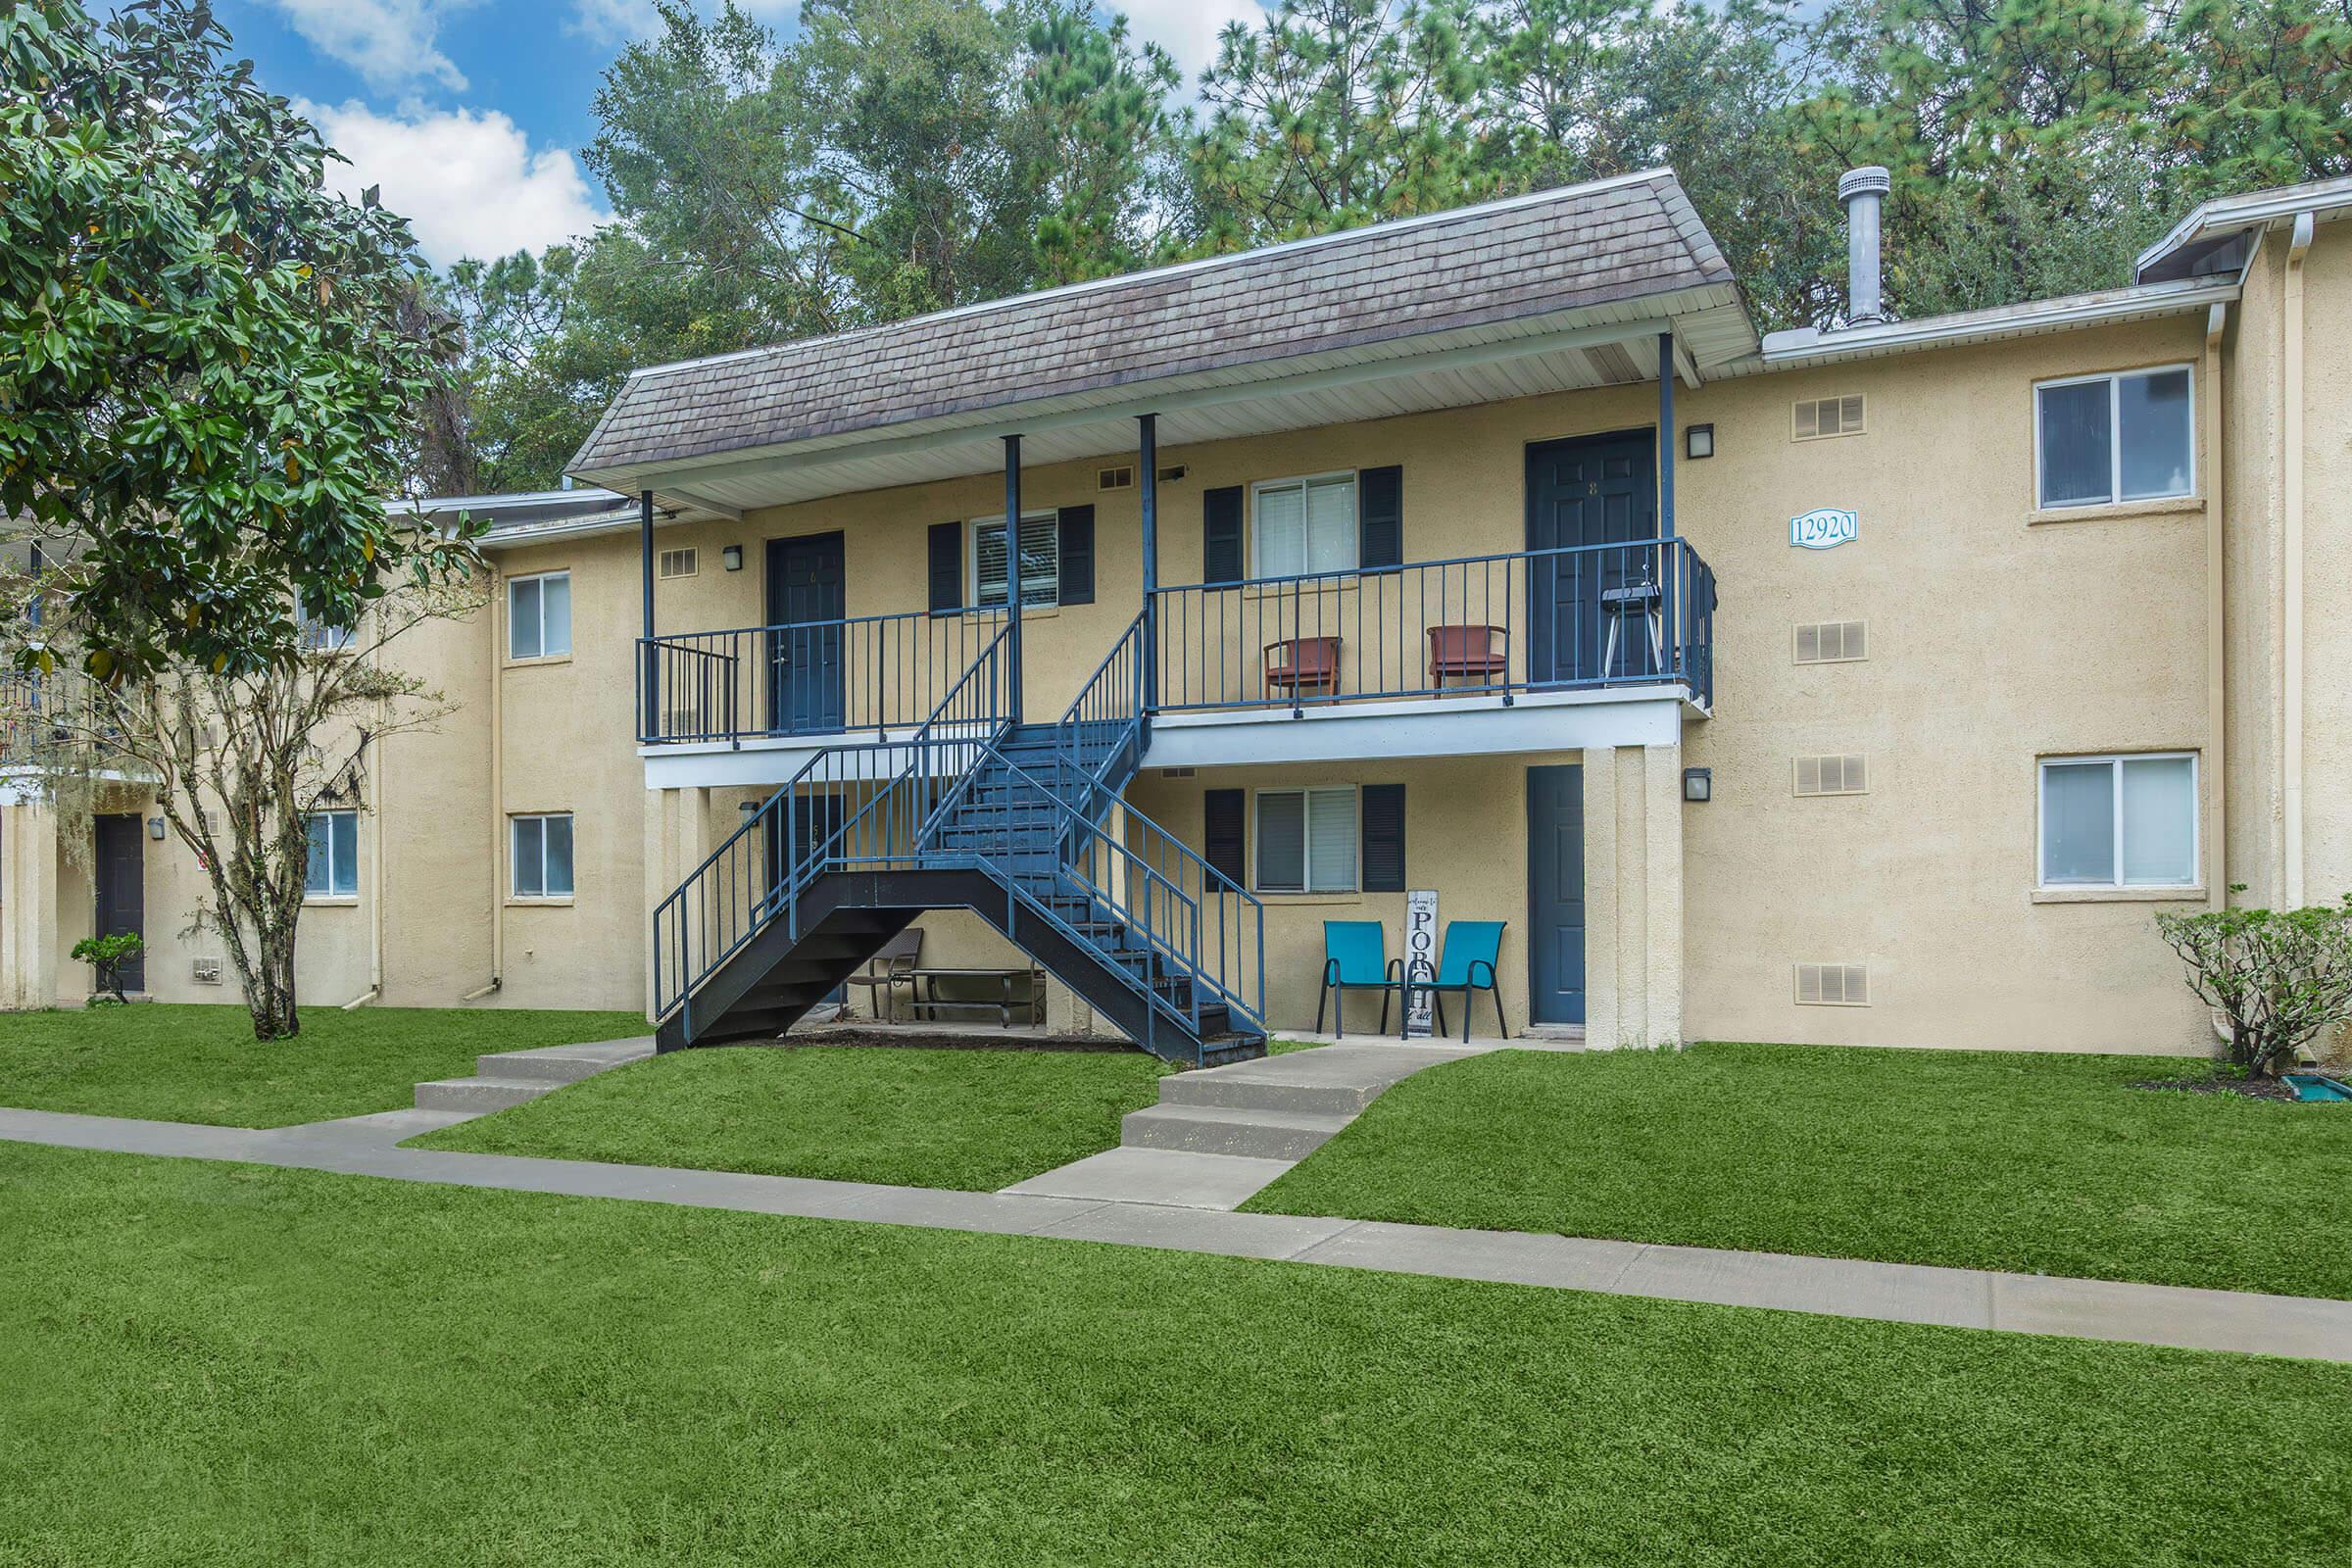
[1401,920,1506,1043]
[1317,921,1402,1038]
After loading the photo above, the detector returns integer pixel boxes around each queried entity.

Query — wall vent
[1793,394,1866,441]
[657,547,699,579]
[191,956,223,986]
[1793,754,1869,796]
[1097,465,1135,492]
[1794,962,1869,1006]
[1159,766,1196,779]
[1794,620,1869,663]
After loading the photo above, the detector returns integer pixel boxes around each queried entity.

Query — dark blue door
[1526,764,1584,1025]
[766,532,846,734]
[1526,429,1658,684]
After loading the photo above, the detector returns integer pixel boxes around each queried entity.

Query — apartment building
[5,167,2346,1061]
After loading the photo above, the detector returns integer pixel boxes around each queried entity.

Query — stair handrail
[975,748,1265,1041]
[1055,611,1147,788]
[649,622,1012,1027]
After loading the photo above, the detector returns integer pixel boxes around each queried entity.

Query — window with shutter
[1253,787,1357,894]
[1251,474,1356,577]
[1203,486,1245,584]
[927,521,962,613]
[1057,506,1095,606]
[975,512,1058,608]
[1357,466,1402,569]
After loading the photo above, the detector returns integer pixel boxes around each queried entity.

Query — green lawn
[1246,1043,2352,1299]
[3,1142,2347,1566]
[413,1043,1173,1190]
[0,1004,647,1128]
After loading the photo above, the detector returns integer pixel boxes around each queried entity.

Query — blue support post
[1657,330,1676,537]
[1138,413,1158,717]
[639,489,657,742]
[1004,434,1023,723]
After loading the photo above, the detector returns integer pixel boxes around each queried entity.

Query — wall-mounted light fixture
[739,800,758,816]
[148,815,168,840]
[721,544,745,572]
[1682,767,1712,803]
[1685,423,1715,460]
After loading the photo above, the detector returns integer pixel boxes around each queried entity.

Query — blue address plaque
[1790,507,1859,550]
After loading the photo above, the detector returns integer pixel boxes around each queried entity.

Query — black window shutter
[1360,783,1406,892]
[1203,485,1245,584]
[927,520,962,613]
[1358,465,1402,570]
[1057,505,1095,606]
[1203,789,1246,888]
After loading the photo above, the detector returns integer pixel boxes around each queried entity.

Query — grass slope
[1246,1043,2352,1298]
[3,1140,2348,1566]
[415,1044,1172,1190]
[0,1004,647,1128]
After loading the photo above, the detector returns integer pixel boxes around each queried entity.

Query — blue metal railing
[974,752,1265,1050]
[636,606,1008,746]
[649,626,1012,1028]
[1147,536,1716,714]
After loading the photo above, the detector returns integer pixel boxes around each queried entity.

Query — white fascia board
[1141,687,1689,769]
[638,724,996,791]
[2134,176,2352,278]
[1738,277,2239,376]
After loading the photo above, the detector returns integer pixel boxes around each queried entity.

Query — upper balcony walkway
[635,536,1714,781]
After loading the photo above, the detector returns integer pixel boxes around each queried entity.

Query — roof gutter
[1751,276,2239,372]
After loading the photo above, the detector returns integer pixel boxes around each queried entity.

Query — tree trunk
[247,914,302,1040]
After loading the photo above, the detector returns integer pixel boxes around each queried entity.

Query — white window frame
[298,606,354,654]
[1250,785,1358,895]
[1249,471,1358,580]
[510,811,575,901]
[2035,752,2199,889]
[303,808,360,901]
[2033,365,2195,510]
[507,570,572,661]
[971,510,1059,610]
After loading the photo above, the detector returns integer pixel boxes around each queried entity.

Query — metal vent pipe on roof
[1838,166,1892,325]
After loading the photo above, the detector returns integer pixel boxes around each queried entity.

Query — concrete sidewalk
[4,1103,2349,1363]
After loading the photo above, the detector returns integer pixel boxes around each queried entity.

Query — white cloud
[298,100,608,268]
[568,0,662,45]
[265,0,482,92]
[1113,0,1264,86]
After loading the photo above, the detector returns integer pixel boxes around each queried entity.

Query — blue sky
[205,0,1264,270]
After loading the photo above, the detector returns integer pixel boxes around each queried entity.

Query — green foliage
[0,0,474,679]
[2157,893,2352,1077]
[68,930,142,1002]
[434,0,2352,484]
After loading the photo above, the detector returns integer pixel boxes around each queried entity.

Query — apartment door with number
[94,812,147,994]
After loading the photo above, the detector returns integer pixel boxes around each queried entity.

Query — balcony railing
[637,607,1007,746]
[635,538,1716,748]
[1148,537,1714,714]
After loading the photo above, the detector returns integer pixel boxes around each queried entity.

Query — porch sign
[1789,507,1859,550]
[1403,889,1440,1037]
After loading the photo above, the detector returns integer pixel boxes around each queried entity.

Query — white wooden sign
[1789,507,1859,550]
[1403,888,1439,1037]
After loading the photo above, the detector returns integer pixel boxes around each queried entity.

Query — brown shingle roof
[570,171,1733,476]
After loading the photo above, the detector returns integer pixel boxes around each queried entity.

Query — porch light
[1685,423,1714,460]
[1683,767,1712,803]
[721,544,745,572]
[148,815,167,840]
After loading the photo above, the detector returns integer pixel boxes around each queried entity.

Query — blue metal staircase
[650,617,1267,1066]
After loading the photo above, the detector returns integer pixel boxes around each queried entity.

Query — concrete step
[475,1039,654,1083]
[1156,1070,1381,1117]
[1121,1101,1352,1161]
[415,1076,557,1113]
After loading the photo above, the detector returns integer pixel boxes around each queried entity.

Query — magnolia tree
[2157,895,2352,1078]
[5,569,482,1038]
[0,0,482,1037]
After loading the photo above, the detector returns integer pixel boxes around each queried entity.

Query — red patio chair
[1263,636,1342,700]
[1427,623,1507,688]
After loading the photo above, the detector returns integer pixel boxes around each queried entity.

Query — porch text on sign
[1404,889,1439,1037]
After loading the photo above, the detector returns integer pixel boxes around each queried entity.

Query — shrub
[70,932,144,1004]
[2156,895,2352,1076]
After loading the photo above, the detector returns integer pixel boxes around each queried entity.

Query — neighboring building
[5,167,2347,1059]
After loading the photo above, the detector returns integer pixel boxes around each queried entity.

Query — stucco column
[1582,749,1620,1050]
[1613,745,1649,1047]
[640,787,676,1025]
[1,801,62,1011]
[1642,740,1686,1049]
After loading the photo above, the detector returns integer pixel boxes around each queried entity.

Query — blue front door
[1526,429,1658,684]
[765,532,847,734]
[1526,764,1585,1025]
